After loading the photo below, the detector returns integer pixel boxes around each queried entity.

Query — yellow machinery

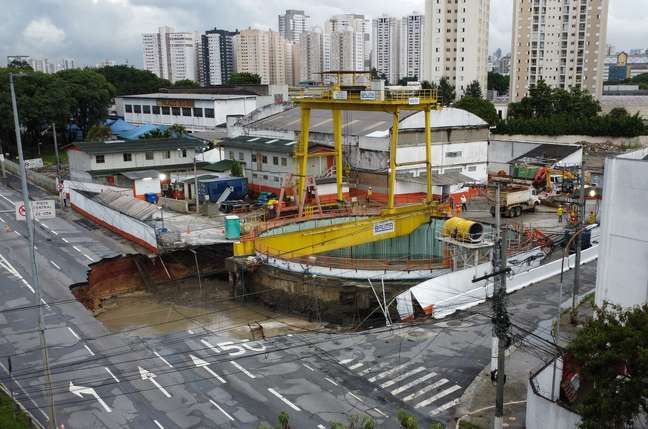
[442,217,484,243]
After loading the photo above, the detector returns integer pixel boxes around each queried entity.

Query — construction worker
[366,186,373,202]
[557,205,565,223]
[588,210,597,225]
[460,194,468,211]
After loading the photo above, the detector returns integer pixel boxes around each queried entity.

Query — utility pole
[10,73,57,429]
[571,162,586,323]
[52,123,63,209]
[194,149,199,214]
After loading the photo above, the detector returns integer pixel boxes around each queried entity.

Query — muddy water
[96,279,326,339]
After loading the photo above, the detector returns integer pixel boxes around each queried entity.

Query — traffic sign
[15,200,56,221]
[24,158,44,169]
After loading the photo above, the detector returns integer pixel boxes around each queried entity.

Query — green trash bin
[224,215,241,240]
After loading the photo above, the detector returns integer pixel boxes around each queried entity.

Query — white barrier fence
[64,180,131,197]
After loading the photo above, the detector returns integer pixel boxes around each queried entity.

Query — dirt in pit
[96,277,327,339]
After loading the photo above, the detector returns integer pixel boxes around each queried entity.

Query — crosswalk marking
[414,385,462,409]
[390,372,437,395]
[430,397,462,416]
[368,362,415,382]
[402,378,449,402]
[380,366,426,388]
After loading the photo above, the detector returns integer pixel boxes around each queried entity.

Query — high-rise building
[295,31,322,83]
[510,0,609,101]
[423,0,490,98]
[322,31,365,82]
[372,15,400,85]
[142,26,201,83]
[399,12,425,81]
[201,28,238,86]
[233,28,291,85]
[278,10,310,44]
[325,14,371,70]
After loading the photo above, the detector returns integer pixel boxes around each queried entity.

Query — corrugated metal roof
[218,135,304,154]
[512,143,581,164]
[71,138,207,155]
[91,191,160,221]
[118,93,255,100]
[121,170,161,180]
[397,171,475,186]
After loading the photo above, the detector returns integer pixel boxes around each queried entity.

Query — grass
[0,388,34,429]
[459,421,484,429]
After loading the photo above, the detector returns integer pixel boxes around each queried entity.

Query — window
[252,173,258,179]
[204,108,215,118]
[162,151,170,159]
[182,107,192,116]
[274,176,280,183]
[229,151,234,160]
[145,151,154,161]
[193,107,203,117]
[251,154,257,162]
[161,106,170,115]
[181,149,187,158]
[281,157,287,166]
[152,106,160,114]
[95,155,105,164]
[263,175,269,180]
[273,156,279,165]
[172,107,181,116]
[125,104,133,113]
[123,153,132,162]
[133,105,141,113]
[467,165,477,172]
[446,151,462,158]
[143,105,151,114]
[262,155,268,164]
[238,152,244,161]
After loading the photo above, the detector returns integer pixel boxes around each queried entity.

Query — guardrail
[294,88,439,104]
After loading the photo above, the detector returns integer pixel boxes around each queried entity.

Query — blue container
[198,177,248,202]
[145,193,158,204]
[224,215,241,240]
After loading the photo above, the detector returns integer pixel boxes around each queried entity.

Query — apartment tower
[278,10,310,43]
[200,28,238,86]
[372,15,401,85]
[400,12,425,81]
[142,26,201,83]
[233,28,291,85]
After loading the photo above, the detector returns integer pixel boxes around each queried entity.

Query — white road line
[429,397,462,416]
[51,230,58,235]
[391,372,437,395]
[414,385,462,409]
[0,193,12,203]
[14,231,21,237]
[209,399,235,421]
[302,363,315,371]
[62,238,69,243]
[402,378,449,402]
[368,362,415,382]
[380,366,427,388]
[339,358,355,365]
[373,408,388,418]
[267,388,301,411]
[105,367,120,383]
[72,245,83,253]
[230,361,255,379]
[348,392,364,402]
[67,327,81,340]
[84,345,96,356]
[40,298,49,310]
[200,339,220,354]
[318,425,327,429]
[153,420,164,429]
[324,377,338,386]
[83,253,94,262]
[0,362,49,421]
[40,223,49,230]
[0,217,5,223]
[348,362,364,370]
[50,260,61,270]
[153,351,174,368]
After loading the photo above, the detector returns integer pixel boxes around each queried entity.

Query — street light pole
[10,73,57,428]
[194,152,199,214]
[52,123,63,209]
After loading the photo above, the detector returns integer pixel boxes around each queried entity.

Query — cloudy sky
[2,0,646,67]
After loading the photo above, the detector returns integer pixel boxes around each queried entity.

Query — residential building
[233,28,292,85]
[607,51,631,82]
[96,59,117,68]
[423,0,490,98]
[510,0,610,102]
[322,31,365,83]
[325,14,371,69]
[200,28,238,86]
[603,51,648,81]
[115,92,257,131]
[399,12,425,81]
[6,55,30,66]
[295,31,322,83]
[142,26,201,83]
[372,15,400,85]
[494,53,511,75]
[278,9,310,43]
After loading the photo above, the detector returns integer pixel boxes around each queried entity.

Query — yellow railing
[294,88,439,104]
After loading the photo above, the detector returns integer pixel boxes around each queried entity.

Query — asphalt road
[0,180,597,428]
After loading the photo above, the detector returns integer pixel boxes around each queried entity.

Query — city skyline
[2,0,646,68]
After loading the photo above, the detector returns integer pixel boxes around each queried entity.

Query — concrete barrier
[159,197,189,213]
[2,159,57,193]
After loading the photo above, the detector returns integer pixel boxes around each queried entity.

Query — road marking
[83,253,94,262]
[414,385,462,409]
[402,378,449,402]
[67,327,81,340]
[391,372,437,395]
[153,351,174,368]
[72,245,83,253]
[0,362,49,420]
[84,345,95,356]
[51,230,58,235]
[429,397,462,416]
[40,222,49,230]
[348,392,364,402]
[373,408,388,418]
[0,193,12,203]
[21,279,35,294]
[0,217,4,223]
[318,425,327,429]
[339,358,355,365]
[268,388,301,411]
[139,366,172,398]
[230,361,256,379]
[105,367,120,383]
[200,339,220,354]
[62,238,69,243]
[14,231,21,237]
[302,363,315,371]
[380,366,427,388]
[324,377,338,386]
[69,381,111,413]
[50,260,61,270]
[209,399,235,421]
[153,420,164,429]
[40,298,49,310]
[348,362,364,370]
[190,354,226,383]
[368,362,415,382]
[188,329,194,334]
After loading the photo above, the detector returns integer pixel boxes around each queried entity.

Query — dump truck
[489,185,540,218]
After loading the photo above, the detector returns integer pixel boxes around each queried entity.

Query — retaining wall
[2,159,57,192]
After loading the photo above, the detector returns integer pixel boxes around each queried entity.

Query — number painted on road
[216,340,266,356]
[242,340,266,352]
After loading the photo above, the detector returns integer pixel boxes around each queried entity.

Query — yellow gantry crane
[292,71,441,213]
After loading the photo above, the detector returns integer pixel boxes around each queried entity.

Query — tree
[464,80,482,98]
[95,65,171,96]
[277,411,289,429]
[227,72,262,85]
[438,77,456,106]
[329,415,375,429]
[57,69,115,138]
[421,80,437,91]
[455,96,500,126]
[7,59,33,71]
[397,410,419,429]
[167,124,187,137]
[487,72,510,95]
[399,76,418,86]
[172,79,200,89]
[139,128,171,139]
[230,160,243,177]
[86,124,112,142]
[567,304,648,429]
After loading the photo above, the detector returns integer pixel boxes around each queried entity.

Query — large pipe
[442,217,484,243]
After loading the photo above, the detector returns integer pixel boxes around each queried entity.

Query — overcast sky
[2,0,646,67]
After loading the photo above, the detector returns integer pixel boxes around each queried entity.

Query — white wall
[488,140,541,173]
[526,359,581,429]
[595,157,648,308]
[134,178,162,196]
[88,148,196,172]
